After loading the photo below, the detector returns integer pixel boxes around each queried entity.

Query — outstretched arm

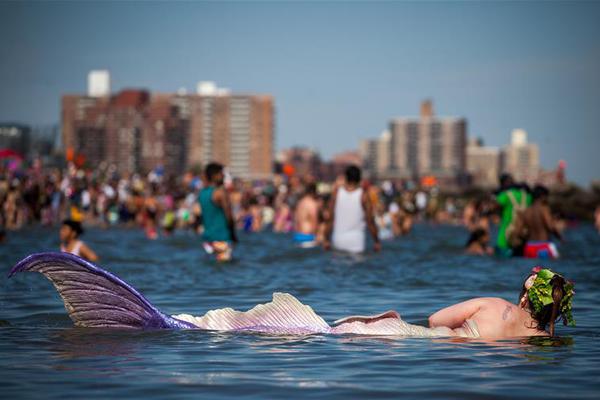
[428,298,482,329]
[362,191,380,251]
[323,188,338,250]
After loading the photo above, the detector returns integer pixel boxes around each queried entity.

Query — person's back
[521,185,561,259]
[295,195,318,234]
[429,296,547,339]
[325,166,380,253]
[292,191,320,248]
[198,163,237,261]
[332,185,366,253]
[461,298,545,338]
[522,202,551,241]
[199,186,231,242]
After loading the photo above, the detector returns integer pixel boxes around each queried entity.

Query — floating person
[198,162,237,262]
[465,228,493,256]
[495,174,531,257]
[293,182,320,248]
[324,165,380,253]
[9,254,575,339]
[520,185,563,259]
[59,219,98,263]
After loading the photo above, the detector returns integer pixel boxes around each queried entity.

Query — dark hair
[305,182,317,196]
[519,274,567,336]
[345,165,361,184]
[499,173,513,188]
[62,219,83,236]
[465,228,487,247]
[532,185,549,201]
[204,162,223,182]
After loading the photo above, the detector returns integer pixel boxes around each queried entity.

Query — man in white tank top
[324,166,380,253]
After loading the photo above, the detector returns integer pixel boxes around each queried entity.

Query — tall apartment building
[360,101,467,187]
[62,74,274,178]
[466,138,500,188]
[500,129,539,184]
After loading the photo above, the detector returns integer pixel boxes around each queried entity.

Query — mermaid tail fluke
[9,252,196,329]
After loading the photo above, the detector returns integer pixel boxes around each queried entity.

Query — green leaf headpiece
[527,267,575,327]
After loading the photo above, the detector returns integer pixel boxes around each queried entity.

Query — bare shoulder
[472,298,520,326]
[212,186,225,200]
[475,297,514,310]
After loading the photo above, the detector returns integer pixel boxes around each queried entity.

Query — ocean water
[1,223,599,399]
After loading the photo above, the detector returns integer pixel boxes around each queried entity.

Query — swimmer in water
[59,219,98,263]
[465,228,493,256]
[9,254,575,339]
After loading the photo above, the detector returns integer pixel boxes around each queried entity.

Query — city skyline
[1,1,599,184]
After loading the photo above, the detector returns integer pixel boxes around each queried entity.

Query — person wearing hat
[59,219,98,263]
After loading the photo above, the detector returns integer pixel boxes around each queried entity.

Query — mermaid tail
[173,292,331,334]
[8,252,196,329]
[9,253,461,337]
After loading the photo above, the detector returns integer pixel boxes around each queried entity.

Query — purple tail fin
[9,252,196,330]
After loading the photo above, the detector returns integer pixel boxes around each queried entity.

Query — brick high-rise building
[62,75,274,178]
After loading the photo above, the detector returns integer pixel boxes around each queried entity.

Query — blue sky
[1,1,599,184]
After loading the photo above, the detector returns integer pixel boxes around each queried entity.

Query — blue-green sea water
[1,224,599,399]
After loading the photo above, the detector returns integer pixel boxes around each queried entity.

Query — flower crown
[526,266,575,327]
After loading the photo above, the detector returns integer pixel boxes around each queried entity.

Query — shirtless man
[520,185,562,259]
[293,182,320,248]
[324,165,380,253]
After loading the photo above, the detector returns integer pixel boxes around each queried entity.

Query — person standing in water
[198,163,237,262]
[293,182,320,248]
[324,165,380,253]
[521,185,563,259]
[495,173,531,256]
[59,219,98,263]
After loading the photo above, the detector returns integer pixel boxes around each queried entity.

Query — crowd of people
[0,161,598,263]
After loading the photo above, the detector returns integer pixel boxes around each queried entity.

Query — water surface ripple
[1,224,599,399]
